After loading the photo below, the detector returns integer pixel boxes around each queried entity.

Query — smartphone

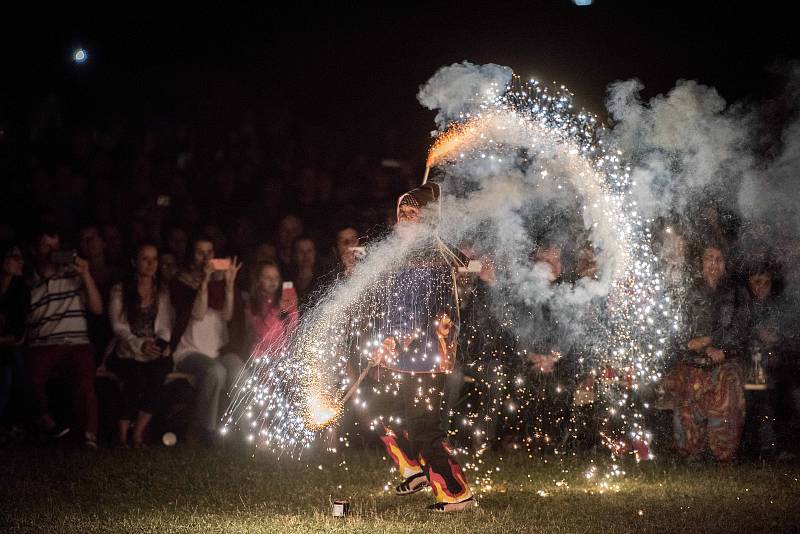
[282,281,297,298]
[51,250,76,265]
[209,258,231,271]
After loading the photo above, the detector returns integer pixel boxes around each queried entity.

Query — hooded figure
[374,180,477,513]
[376,182,465,373]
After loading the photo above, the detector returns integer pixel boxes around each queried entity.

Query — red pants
[379,374,472,503]
[25,344,98,435]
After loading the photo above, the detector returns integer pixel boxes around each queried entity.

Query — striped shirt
[27,269,90,346]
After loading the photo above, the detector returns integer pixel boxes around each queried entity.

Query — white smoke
[417,61,513,128]
[606,78,754,218]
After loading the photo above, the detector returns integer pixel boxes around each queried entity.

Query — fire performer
[370,181,478,513]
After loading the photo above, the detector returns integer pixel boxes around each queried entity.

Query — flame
[426,119,483,168]
[305,393,341,430]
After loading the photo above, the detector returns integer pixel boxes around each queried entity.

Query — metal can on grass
[332,499,349,517]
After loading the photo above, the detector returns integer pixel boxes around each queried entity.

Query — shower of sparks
[224,70,671,487]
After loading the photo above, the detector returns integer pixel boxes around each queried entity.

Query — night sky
[4,2,798,156]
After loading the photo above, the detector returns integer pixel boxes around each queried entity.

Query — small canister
[332,499,350,517]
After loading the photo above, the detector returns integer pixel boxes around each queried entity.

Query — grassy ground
[1,443,799,533]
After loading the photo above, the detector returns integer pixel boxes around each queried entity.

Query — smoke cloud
[417,61,513,128]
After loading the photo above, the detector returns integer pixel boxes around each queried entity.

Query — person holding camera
[106,243,174,447]
[169,237,242,445]
[25,229,104,448]
[244,262,298,358]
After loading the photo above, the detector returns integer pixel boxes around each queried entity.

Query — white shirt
[173,306,229,363]
[108,283,174,362]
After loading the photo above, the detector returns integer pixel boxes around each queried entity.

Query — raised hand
[225,256,243,286]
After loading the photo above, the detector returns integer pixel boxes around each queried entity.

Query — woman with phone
[244,262,299,357]
[106,243,174,447]
[169,237,242,445]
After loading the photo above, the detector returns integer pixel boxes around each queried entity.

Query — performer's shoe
[426,497,479,513]
[395,473,428,496]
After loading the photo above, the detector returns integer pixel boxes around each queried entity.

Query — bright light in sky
[72,48,88,64]
[573,0,593,5]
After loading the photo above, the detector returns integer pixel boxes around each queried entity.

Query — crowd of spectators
[0,102,415,448]
[0,104,798,461]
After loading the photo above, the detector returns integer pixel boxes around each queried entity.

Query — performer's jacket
[378,238,466,374]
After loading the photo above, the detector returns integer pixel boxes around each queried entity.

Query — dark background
[2,2,797,160]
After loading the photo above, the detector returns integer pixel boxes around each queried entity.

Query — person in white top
[169,237,242,444]
[106,243,174,447]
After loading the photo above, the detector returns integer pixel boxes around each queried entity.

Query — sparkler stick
[422,165,430,184]
[339,360,377,405]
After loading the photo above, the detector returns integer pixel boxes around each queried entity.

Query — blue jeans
[176,352,243,432]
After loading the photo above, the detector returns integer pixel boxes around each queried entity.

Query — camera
[51,250,76,265]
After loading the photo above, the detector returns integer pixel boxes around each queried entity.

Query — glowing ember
[306,394,340,429]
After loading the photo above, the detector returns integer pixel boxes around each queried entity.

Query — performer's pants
[380,374,472,503]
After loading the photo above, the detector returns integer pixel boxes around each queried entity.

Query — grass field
[2,443,799,533]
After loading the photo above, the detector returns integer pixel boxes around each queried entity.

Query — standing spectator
[291,236,320,311]
[106,243,174,447]
[244,262,298,357]
[25,229,104,448]
[0,242,28,432]
[169,237,242,444]
[664,243,746,462]
[158,252,179,285]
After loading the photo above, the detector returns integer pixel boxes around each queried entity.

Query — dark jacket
[684,278,747,361]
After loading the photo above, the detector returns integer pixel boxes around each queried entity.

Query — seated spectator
[243,242,278,294]
[515,242,573,450]
[25,229,104,448]
[106,243,174,447]
[664,243,746,462]
[101,223,125,271]
[574,241,599,281]
[79,223,117,361]
[252,242,277,265]
[166,226,189,264]
[276,215,303,274]
[326,225,360,278]
[740,261,793,458]
[290,235,320,311]
[79,224,116,291]
[244,262,299,357]
[654,221,690,290]
[158,251,179,285]
[169,237,242,445]
[0,242,28,432]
